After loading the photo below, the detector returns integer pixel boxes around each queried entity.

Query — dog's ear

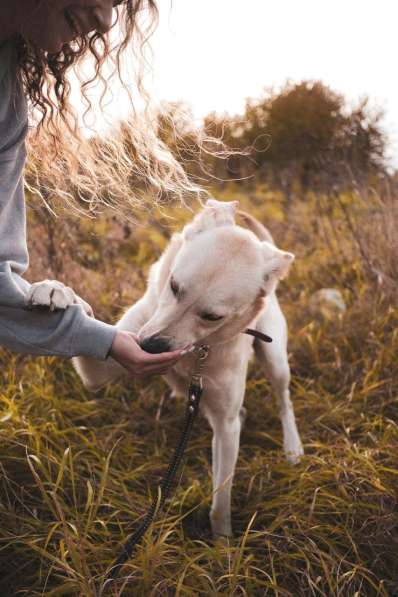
[261,241,295,293]
[183,199,239,240]
[205,198,239,213]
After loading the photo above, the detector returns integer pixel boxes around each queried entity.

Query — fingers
[135,351,183,375]
[136,346,186,365]
[110,330,194,378]
[126,348,184,376]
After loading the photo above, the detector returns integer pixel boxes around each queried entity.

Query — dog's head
[138,199,294,352]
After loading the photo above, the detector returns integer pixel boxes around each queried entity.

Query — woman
[0,1,190,377]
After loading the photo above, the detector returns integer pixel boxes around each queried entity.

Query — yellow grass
[0,185,397,595]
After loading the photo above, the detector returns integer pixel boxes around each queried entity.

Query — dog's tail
[237,211,275,245]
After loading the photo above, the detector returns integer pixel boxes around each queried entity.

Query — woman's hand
[109,330,188,377]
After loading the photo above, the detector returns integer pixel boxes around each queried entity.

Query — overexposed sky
[81,0,398,164]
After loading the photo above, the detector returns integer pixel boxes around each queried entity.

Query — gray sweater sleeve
[0,42,117,360]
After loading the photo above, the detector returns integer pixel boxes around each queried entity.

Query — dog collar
[244,328,272,343]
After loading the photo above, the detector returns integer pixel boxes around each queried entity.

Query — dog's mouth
[139,327,272,356]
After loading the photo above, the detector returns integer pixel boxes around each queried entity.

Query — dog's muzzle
[140,328,272,355]
[140,335,172,354]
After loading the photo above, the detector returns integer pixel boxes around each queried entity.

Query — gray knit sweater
[0,41,116,359]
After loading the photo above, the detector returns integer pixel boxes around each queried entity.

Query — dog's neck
[198,327,272,353]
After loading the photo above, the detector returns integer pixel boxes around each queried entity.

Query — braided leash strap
[101,330,270,591]
[102,345,209,588]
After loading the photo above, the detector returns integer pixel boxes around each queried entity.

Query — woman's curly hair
[18,0,206,217]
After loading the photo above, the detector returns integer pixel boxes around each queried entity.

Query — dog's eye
[200,312,224,322]
[170,277,179,296]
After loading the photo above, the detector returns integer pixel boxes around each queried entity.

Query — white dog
[34,199,304,538]
[71,199,304,538]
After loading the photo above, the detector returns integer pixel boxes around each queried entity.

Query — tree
[202,81,387,191]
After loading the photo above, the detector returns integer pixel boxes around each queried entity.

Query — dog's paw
[26,280,94,317]
[213,533,232,547]
[210,511,233,539]
[284,437,304,465]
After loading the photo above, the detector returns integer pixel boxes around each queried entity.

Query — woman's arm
[0,41,185,376]
[0,38,116,361]
[0,269,116,359]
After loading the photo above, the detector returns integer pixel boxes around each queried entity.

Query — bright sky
[154,0,398,164]
[84,0,398,165]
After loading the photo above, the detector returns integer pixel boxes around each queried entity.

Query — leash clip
[189,343,209,401]
[190,374,202,391]
[197,344,209,360]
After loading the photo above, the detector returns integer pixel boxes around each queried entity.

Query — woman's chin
[46,39,68,54]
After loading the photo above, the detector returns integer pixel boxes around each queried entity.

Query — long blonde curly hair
[18,0,205,217]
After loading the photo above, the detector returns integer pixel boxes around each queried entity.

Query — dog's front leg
[254,304,303,464]
[206,408,242,538]
[73,295,152,391]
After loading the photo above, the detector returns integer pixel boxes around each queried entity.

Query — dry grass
[1,186,397,596]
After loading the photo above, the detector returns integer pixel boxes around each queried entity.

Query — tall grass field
[1,185,397,596]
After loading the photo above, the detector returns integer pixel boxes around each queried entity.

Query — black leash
[101,344,209,589]
[101,329,271,590]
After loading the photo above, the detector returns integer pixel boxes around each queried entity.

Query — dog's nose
[140,335,171,354]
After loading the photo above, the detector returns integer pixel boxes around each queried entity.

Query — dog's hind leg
[254,302,303,464]
[206,409,242,538]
